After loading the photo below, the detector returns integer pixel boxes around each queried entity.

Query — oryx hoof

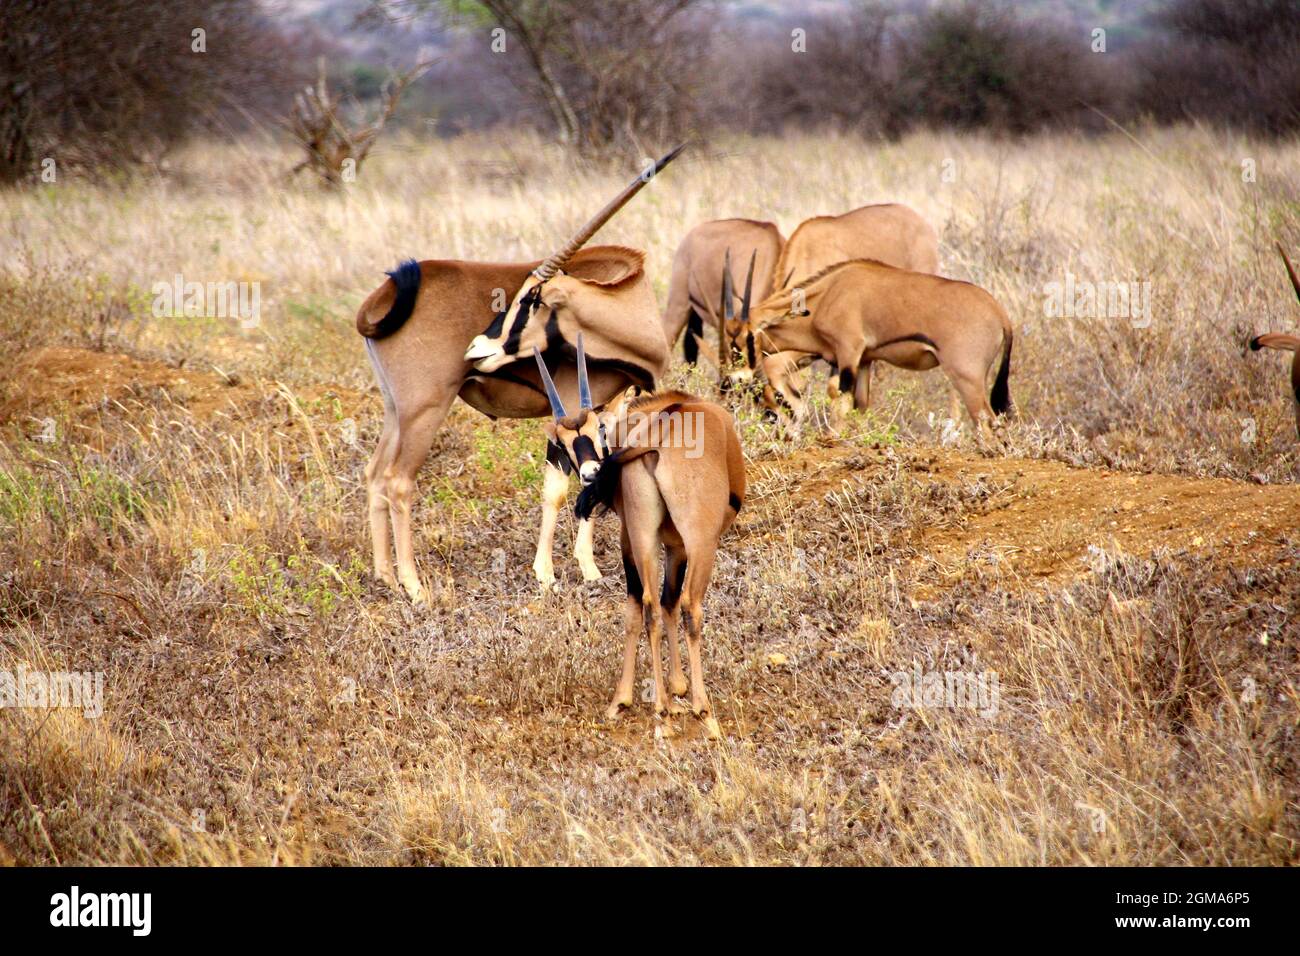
[700,715,723,741]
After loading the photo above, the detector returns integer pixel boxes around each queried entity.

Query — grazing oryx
[661,218,785,366]
[726,259,1014,443]
[356,146,684,601]
[1248,244,1300,439]
[534,342,746,740]
[772,202,939,290]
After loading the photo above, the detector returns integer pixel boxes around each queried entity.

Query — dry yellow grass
[0,127,1297,865]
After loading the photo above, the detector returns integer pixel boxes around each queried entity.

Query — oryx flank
[661,218,784,366]
[729,258,1014,443]
[1249,244,1300,439]
[357,146,684,601]
[535,342,746,740]
[772,202,939,291]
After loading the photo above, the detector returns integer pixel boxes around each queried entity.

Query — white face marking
[464,334,499,363]
[729,368,754,383]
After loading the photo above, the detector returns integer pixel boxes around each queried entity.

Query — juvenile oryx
[726,259,1014,443]
[356,146,683,601]
[534,342,746,740]
[1248,244,1300,439]
[661,218,785,366]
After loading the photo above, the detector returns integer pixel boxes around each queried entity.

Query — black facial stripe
[571,434,599,466]
[746,332,757,369]
[483,308,507,339]
[502,287,541,357]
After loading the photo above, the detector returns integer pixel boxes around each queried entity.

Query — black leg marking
[622,551,643,599]
[838,367,854,395]
[684,310,703,364]
[660,556,688,611]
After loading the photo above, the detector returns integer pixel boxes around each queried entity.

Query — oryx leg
[621,462,673,733]
[365,409,400,591]
[532,460,570,588]
[947,385,963,425]
[831,363,858,426]
[679,535,722,740]
[386,398,452,604]
[830,340,867,427]
[854,361,873,411]
[574,515,601,582]
[660,543,690,705]
[608,530,642,721]
[942,363,997,449]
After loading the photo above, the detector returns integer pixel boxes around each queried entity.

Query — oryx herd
[355,145,1298,740]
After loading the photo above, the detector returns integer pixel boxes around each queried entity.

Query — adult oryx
[1248,244,1300,439]
[534,340,746,740]
[773,202,939,290]
[357,146,684,602]
[661,218,785,366]
[724,258,1014,444]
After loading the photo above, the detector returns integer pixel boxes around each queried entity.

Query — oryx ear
[543,420,558,441]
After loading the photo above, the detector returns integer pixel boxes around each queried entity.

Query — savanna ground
[1,128,1297,865]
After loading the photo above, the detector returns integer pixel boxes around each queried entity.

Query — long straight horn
[722,249,735,322]
[533,346,567,420]
[534,143,688,281]
[741,249,757,324]
[1279,243,1300,303]
[576,332,592,409]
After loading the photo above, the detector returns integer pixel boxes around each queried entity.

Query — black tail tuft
[1249,335,1265,351]
[683,309,703,364]
[575,451,626,521]
[368,259,421,339]
[991,326,1013,416]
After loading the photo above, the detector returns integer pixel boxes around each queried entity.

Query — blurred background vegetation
[1,0,1298,183]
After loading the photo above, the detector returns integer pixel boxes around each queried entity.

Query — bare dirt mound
[0,346,368,433]
[766,444,1299,594]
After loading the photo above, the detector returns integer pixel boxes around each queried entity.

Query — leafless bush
[0,0,310,184]
[288,57,432,187]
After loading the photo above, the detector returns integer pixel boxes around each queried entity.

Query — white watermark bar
[0,666,104,719]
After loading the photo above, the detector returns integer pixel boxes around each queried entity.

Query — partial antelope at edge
[1248,243,1300,439]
